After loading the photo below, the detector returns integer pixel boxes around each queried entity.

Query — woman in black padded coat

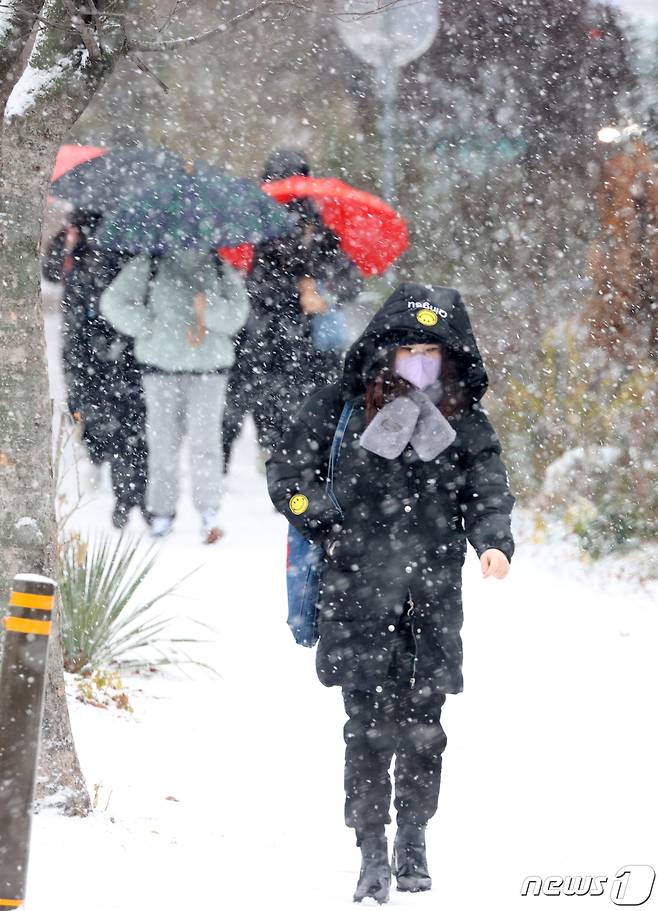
[267,283,515,904]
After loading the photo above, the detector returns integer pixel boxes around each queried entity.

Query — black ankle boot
[392,823,431,892]
[353,831,391,904]
[111,502,130,530]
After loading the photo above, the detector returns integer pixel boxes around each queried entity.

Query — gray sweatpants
[142,372,227,518]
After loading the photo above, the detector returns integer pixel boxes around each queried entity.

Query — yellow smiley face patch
[416,308,439,327]
[289,493,309,516]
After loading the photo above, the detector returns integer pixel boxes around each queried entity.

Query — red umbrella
[220,176,408,276]
[51,144,106,183]
[218,242,254,272]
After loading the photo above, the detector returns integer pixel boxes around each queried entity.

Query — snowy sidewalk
[25,417,658,910]
[26,316,658,909]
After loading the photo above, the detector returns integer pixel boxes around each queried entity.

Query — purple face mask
[395,351,441,390]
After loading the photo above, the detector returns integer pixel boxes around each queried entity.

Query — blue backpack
[286,402,353,647]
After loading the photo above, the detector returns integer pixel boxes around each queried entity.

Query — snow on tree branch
[4,26,79,119]
[0,1,44,87]
[3,0,126,122]
[0,0,16,41]
[4,63,67,120]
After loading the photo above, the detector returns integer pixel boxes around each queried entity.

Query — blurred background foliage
[55,0,658,559]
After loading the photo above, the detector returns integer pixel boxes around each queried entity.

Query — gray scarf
[360,381,456,461]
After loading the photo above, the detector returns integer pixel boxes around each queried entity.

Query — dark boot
[111,502,130,530]
[392,823,431,893]
[353,831,391,904]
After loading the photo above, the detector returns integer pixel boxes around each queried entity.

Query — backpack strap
[326,401,353,512]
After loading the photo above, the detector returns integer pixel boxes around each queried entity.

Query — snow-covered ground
[24,318,658,909]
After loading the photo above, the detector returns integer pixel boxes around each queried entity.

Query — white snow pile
[542,445,621,502]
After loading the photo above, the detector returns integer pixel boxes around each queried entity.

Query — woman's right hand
[480,549,510,579]
[299,277,328,315]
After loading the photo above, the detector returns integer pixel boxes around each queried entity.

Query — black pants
[222,353,269,468]
[82,400,148,511]
[342,613,448,835]
[222,330,342,467]
[108,422,148,511]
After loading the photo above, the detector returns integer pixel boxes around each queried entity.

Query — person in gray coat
[101,249,249,542]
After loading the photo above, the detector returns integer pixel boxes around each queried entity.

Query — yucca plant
[58,532,206,674]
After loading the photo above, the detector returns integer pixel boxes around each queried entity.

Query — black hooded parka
[224,150,362,457]
[267,284,515,695]
[43,224,148,511]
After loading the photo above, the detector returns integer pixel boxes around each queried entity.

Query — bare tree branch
[1,0,401,65]
[128,51,170,93]
[26,13,77,32]
[61,0,101,60]
[158,0,182,34]
[127,0,306,53]
[335,0,404,16]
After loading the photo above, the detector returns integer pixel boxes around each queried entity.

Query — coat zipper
[407,589,418,689]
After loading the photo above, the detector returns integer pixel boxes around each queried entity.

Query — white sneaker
[150,515,173,538]
[201,510,223,545]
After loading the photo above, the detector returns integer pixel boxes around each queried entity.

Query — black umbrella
[51,148,296,254]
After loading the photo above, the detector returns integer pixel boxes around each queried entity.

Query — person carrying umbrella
[222,149,364,470]
[43,209,148,529]
[100,248,248,542]
[52,147,291,542]
[266,283,515,903]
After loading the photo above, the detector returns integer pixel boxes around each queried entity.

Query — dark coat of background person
[43,217,148,513]
[222,150,363,464]
[267,284,515,695]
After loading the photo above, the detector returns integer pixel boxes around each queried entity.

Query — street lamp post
[336,0,440,207]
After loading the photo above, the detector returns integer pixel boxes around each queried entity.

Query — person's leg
[343,688,396,837]
[81,419,107,466]
[222,363,246,470]
[393,688,447,829]
[142,373,184,521]
[249,327,308,454]
[390,674,447,893]
[186,372,227,520]
[130,393,149,515]
[252,372,281,454]
[108,445,133,528]
[108,388,148,519]
[343,687,395,903]
[222,325,254,470]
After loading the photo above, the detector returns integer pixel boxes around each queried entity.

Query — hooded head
[342,283,489,409]
[261,149,310,183]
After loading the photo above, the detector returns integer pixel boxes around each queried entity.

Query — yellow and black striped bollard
[0,574,57,910]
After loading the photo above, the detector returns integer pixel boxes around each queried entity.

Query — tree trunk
[0,0,129,815]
